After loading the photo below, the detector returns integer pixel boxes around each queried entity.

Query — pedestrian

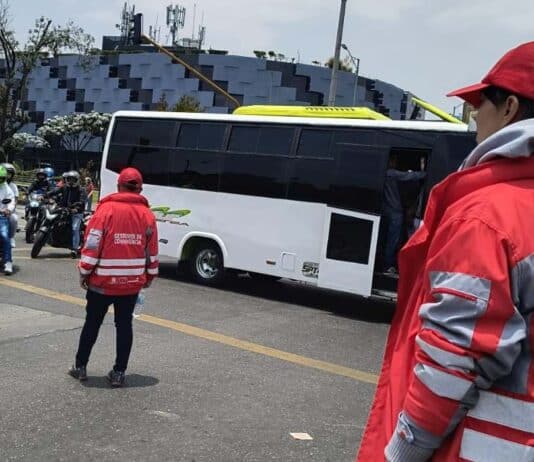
[68,167,159,387]
[84,177,94,212]
[357,41,534,461]
[382,155,426,273]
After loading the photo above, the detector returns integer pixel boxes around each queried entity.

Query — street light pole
[342,43,360,106]
[327,0,348,107]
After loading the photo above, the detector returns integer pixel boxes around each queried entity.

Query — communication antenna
[166,4,186,46]
[118,2,136,44]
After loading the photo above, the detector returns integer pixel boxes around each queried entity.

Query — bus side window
[171,123,225,191]
[297,129,333,159]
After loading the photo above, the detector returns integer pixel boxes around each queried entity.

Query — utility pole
[328,0,348,107]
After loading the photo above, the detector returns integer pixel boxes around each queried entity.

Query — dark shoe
[70,250,78,259]
[106,369,125,388]
[68,365,87,381]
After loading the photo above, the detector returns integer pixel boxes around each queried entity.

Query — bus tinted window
[326,213,373,264]
[219,154,287,198]
[330,145,389,213]
[169,150,219,191]
[287,158,334,203]
[297,129,333,158]
[257,126,294,155]
[107,144,171,186]
[177,123,226,150]
[112,118,178,147]
[228,126,260,153]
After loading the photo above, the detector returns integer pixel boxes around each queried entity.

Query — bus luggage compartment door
[317,207,380,297]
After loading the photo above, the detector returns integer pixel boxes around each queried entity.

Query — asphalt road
[0,212,394,462]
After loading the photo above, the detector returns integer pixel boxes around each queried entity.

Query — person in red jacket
[68,167,159,387]
[358,42,534,461]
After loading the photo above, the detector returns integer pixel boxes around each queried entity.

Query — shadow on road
[158,262,396,325]
[81,374,159,389]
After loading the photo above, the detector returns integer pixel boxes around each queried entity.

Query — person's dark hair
[482,86,534,121]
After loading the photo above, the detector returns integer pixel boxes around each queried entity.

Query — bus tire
[189,242,224,285]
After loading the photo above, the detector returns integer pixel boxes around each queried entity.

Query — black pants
[75,290,138,372]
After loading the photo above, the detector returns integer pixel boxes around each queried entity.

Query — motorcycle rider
[47,171,86,257]
[0,165,15,274]
[26,168,52,220]
[44,167,56,188]
[1,163,18,248]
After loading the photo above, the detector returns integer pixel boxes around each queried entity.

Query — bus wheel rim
[196,249,219,279]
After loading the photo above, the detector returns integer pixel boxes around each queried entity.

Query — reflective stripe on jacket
[357,156,534,462]
[78,192,159,295]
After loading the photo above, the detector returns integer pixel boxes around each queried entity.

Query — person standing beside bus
[382,155,426,274]
[68,167,159,387]
[357,41,534,462]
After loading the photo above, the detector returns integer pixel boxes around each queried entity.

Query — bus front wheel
[189,243,224,285]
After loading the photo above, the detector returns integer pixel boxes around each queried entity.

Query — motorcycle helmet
[43,167,54,178]
[1,163,15,182]
[0,165,7,184]
[36,168,47,181]
[63,170,80,187]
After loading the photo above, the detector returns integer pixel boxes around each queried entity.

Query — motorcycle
[31,200,90,259]
[25,191,46,243]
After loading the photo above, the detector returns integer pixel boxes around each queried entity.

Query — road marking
[0,278,379,385]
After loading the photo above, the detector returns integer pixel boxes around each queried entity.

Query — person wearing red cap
[357,42,534,461]
[68,167,159,387]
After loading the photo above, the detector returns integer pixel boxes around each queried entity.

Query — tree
[36,112,111,163]
[0,1,94,152]
[171,95,203,113]
[253,50,267,59]
[325,56,353,72]
[153,93,169,111]
[2,132,49,161]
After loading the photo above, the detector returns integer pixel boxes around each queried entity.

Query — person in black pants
[75,291,138,375]
[68,167,159,387]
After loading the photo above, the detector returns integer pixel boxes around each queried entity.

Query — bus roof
[111,110,470,133]
[233,105,391,120]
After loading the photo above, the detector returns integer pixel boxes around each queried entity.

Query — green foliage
[325,56,353,72]
[152,94,202,113]
[172,95,203,113]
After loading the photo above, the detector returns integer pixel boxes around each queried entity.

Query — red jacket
[358,157,534,461]
[78,192,159,295]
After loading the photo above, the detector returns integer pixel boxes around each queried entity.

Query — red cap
[117,167,143,187]
[447,41,534,107]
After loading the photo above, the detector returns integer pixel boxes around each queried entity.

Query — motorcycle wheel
[31,230,47,258]
[25,217,36,243]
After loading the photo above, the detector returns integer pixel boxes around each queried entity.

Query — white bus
[100,110,475,298]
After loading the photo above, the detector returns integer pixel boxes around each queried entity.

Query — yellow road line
[0,278,379,385]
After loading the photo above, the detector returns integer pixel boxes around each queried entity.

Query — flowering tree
[37,112,112,154]
[2,132,49,161]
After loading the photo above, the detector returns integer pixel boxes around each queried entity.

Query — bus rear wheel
[189,243,224,285]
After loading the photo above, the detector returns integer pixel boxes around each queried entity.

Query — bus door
[317,143,389,296]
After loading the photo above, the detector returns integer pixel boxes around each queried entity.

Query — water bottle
[133,289,145,318]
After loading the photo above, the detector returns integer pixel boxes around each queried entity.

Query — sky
[7,0,534,114]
